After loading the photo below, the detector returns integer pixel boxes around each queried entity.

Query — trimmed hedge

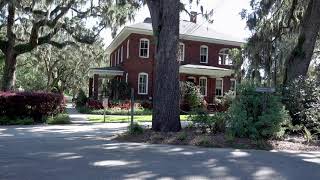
[0,91,65,122]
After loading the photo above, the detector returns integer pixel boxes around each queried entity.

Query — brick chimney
[190,11,197,23]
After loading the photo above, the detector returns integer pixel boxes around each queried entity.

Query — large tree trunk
[283,0,320,87]
[147,0,181,132]
[2,54,17,91]
[1,2,16,91]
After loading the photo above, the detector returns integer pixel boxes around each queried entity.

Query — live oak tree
[242,0,320,87]
[15,37,106,94]
[0,0,138,91]
[145,0,212,132]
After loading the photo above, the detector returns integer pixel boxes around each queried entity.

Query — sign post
[255,87,275,112]
[102,98,108,123]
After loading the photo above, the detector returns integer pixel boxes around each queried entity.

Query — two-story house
[89,16,244,104]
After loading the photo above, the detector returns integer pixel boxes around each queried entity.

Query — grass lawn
[87,115,189,123]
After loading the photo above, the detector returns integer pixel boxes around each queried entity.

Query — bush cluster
[0,116,34,125]
[0,91,65,122]
[189,109,226,134]
[228,83,290,139]
[180,82,204,111]
[283,76,320,137]
[47,114,71,125]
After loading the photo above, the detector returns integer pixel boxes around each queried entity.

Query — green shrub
[188,109,227,134]
[128,123,144,135]
[75,89,87,108]
[283,76,320,137]
[76,106,92,114]
[47,114,71,125]
[180,82,204,111]
[196,136,212,147]
[78,107,152,115]
[176,132,188,141]
[0,116,34,125]
[228,82,290,140]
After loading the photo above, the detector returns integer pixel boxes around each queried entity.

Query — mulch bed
[115,127,320,152]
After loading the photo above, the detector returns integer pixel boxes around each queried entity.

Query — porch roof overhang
[179,64,234,78]
[89,67,124,77]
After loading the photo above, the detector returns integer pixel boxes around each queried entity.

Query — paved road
[0,109,320,179]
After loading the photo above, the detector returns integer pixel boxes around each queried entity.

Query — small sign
[102,98,108,108]
[255,87,276,93]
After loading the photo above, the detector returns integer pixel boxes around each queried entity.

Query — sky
[101,0,252,46]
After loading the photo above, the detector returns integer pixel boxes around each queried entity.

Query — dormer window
[200,45,208,63]
[219,48,231,65]
[178,42,185,61]
[139,38,149,58]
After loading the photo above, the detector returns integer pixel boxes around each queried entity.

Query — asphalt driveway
[0,123,320,180]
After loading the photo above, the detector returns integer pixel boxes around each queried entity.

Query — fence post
[130,88,134,127]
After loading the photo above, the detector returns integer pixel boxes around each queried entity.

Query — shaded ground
[0,106,319,179]
[116,128,320,152]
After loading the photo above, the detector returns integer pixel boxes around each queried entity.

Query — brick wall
[109,33,238,102]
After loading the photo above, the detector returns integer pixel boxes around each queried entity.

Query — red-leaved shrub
[0,91,64,122]
[87,99,103,109]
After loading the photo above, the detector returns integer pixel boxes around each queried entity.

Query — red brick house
[89,17,244,104]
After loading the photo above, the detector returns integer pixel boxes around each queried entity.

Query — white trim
[218,48,230,65]
[138,72,148,95]
[139,38,150,58]
[121,46,124,63]
[215,78,224,97]
[180,64,234,77]
[187,76,196,83]
[200,45,208,64]
[178,42,185,61]
[126,73,129,83]
[117,49,120,64]
[230,78,236,94]
[199,77,207,96]
[89,69,124,77]
[126,39,130,59]
[105,26,244,55]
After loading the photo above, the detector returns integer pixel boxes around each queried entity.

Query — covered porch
[88,67,125,100]
[179,64,234,104]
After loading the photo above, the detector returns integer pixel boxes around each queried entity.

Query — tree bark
[1,2,16,91]
[146,0,181,132]
[283,0,320,87]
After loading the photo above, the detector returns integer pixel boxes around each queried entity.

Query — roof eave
[106,26,245,55]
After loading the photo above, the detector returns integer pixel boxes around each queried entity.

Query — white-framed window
[215,78,223,96]
[199,77,207,96]
[200,45,208,63]
[138,73,148,95]
[120,46,124,62]
[218,48,231,65]
[178,42,185,61]
[127,39,130,59]
[139,38,149,58]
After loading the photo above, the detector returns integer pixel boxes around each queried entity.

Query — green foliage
[75,89,88,108]
[176,132,188,141]
[0,116,34,125]
[195,136,212,147]
[180,82,204,110]
[283,76,320,137]
[77,106,152,115]
[128,123,144,135]
[189,109,227,134]
[47,114,71,125]
[228,82,291,139]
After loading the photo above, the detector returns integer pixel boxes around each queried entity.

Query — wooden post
[130,88,134,127]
